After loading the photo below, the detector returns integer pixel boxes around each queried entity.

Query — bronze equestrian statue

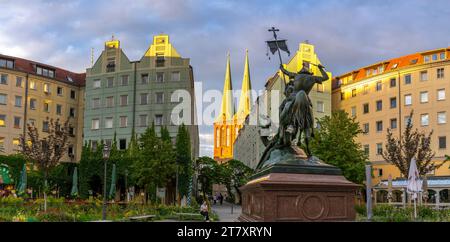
[256,63,329,171]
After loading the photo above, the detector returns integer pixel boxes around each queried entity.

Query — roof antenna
[91,48,94,67]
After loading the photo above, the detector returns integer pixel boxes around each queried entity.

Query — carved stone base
[238,172,359,222]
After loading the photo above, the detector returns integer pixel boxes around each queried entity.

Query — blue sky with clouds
[1,0,450,157]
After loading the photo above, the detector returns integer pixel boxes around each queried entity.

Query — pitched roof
[0,53,86,87]
[333,47,450,90]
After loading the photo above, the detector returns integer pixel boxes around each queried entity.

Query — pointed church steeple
[217,53,235,123]
[236,49,252,123]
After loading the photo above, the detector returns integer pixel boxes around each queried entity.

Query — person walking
[219,193,223,205]
[200,201,210,222]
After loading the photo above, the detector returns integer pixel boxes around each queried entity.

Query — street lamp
[102,145,110,220]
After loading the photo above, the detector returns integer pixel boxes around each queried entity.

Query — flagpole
[268,27,287,98]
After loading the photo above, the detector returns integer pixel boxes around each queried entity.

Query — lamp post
[102,145,110,221]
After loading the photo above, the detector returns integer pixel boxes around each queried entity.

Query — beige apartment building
[332,47,450,185]
[0,54,85,162]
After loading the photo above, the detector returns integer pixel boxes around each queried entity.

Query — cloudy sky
[1,0,450,157]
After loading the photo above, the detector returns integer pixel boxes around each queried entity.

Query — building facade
[332,47,450,185]
[84,35,199,158]
[233,42,332,169]
[0,54,85,162]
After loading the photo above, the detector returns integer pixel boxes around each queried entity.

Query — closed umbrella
[70,167,78,198]
[407,158,422,219]
[17,164,27,196]
[108,164,116,200]
[422,175,428,204]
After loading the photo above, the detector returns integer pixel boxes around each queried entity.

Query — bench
[127,215,156,221]
[175,212,203,221]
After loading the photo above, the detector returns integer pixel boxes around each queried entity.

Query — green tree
[382,111,442,177]
[175,124,192,201]
[310,110,368,184]
[220,159,253,204]
[194,156,220,199]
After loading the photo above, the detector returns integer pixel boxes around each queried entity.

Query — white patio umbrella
[407,157,422,219]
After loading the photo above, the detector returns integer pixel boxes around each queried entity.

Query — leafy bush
[0,196,24,206]
[36,209,75,222]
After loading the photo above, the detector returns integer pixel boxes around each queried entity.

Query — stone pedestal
[238,165,359,222]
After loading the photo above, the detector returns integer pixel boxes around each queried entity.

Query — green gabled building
[84,34,199,158]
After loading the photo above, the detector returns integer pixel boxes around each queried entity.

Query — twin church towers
[213,50,252,162]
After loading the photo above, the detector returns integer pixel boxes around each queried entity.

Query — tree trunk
[44,171,48,212]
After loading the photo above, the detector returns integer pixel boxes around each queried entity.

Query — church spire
[217,53,235,123]
[236,49,252,122]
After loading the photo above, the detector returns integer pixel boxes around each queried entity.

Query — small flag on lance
[266,27,290,65]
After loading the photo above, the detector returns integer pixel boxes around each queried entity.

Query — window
[105,139,112,148]
[43,101,50,112]
[420,71,428,81]
[92,98,101,109]
[57,87,63,96]
[363,123,369,134]
[70,90,76,99]
[440,52,446,60]
[438,112,447,124]
[363,103,369,114]
[404,94,412,106]
[390,78,396,88]
[106,96,114,108]
[119,139,126,150]
[390,97,397,109]
[432,54,438,61]
[376,81,382,91]
[121,75,129,86]
[351,89,356,97]
[68,145,74,157]
[105,117,113,129]
[0,94,6,105]
[340,92,345,100]
[404,74,412,85]
[43,83,51,94]
[376,121,383,132]
[12,138,20,146]
[140,93,149,105]
[376,100,382,111]
[0,115,5,127]
[420,91,429,103]
[315,83,324,93]
[317,101,324,113]
[0,74,8,85]
[156,92,164,104]
[378,169,383,177]
[0,58,14,69]
[56,104,62,115]
[15,96,22,107]
[172,71,181,82]
[141,74,149,84]
[69,127,75,136]
[363,85,369,95]
[91,119,100,130]
[155,114,163,126]
[42,121,49,132]
[93,79,101,88]
[14,117,21,129]
[424,55,430,62]
[69,107,75,118]
[106,77,114,88]
[156,72,164,83]
[437,68,444,79]
[351,106,356,117]
[390,118,397,129]
[439,136,446,149]
[16,77,23,87]
[120,95,128,106]
[421,114,429,126]
[364,145,370,156]
[376,143,383,155]
[120,116,127,128]
[30,98,37,110]
[139,115,148,127]
[29,80,37,90]
[156,56,165,67]
[438,89,446,101]
[106,57,115,72]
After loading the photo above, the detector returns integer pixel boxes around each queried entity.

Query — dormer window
[67,76,73,82]
[156,55,165,67]
[410,59,418,65]
[391,63,398,69]
[36,66,55,78]
[0,58,14,69]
